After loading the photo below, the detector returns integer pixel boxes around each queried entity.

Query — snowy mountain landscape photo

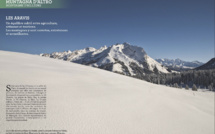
[41,43,215,91]
[1,42,214,134]
[1,0,214,134]
[0,50,214,134]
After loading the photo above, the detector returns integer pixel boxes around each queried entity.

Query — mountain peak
[84,47,96,52]
[67,50,72,53]
[123,42,130,45]
[41,43,170,76]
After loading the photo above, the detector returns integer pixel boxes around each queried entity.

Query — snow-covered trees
[174,83,179,88]
[137,69,215,91]
[192,84,198,91]
[163,69,215,91]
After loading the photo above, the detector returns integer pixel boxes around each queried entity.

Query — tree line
[134,69,215,91]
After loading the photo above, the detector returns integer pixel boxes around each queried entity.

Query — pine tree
[174,83,179,88]
[185,85,189,90]
[192,84,197,91]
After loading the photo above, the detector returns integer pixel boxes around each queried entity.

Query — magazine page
[0,0,214,134]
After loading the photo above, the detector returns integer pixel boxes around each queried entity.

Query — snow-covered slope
[156,58,204,71]
[0,50,214,134]
[42,43,170,76]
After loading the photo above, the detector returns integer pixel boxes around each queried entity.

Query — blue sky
[0,0,214,62]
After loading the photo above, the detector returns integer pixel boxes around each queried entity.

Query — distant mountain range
[41,43,170,78]
[41,43,212,78]
[155,58,204,71]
